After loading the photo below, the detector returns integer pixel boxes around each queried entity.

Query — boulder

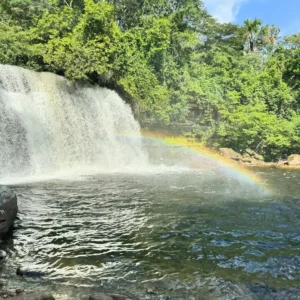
[276,160,289,166]
[0,292,54,300]
[245,148,256,156]
[219,148,242,161]
[89,294,132,300]
[16,267,45,278]
[245,148,264,161]
[0,250,7,259]
[240,156,252,163]
[0,186,18,238]
[288,154,300,166]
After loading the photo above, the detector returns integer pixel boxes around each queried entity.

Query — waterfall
[0,64,148,179]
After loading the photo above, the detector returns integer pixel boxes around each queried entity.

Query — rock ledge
[0,186,18,238]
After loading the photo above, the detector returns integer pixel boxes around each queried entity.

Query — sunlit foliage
[0,0,299,160]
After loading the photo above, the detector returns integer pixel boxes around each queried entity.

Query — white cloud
[203,0,249,23]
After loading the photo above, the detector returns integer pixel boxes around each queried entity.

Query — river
[0,167,299,299]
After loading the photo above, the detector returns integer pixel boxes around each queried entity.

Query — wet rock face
[0,186,18,238]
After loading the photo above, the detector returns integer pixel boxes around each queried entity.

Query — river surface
[0,167,300,300]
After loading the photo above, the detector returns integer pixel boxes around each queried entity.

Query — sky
[203,0,300,36]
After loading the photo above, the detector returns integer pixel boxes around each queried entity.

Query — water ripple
[1,171,300,299]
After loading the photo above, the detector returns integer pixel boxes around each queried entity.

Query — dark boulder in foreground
[16,267,45,278]
[0,186,18,238]
[0,292,54,300]
[89,294,132,300]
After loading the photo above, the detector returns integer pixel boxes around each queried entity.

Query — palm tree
[260,25,280,48]
[244,18,262,52]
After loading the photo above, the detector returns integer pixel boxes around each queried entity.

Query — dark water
[0,167,300,299]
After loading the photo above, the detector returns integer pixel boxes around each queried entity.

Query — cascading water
[0,64,148,179]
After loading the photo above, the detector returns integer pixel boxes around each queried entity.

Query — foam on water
[0,164,191,185]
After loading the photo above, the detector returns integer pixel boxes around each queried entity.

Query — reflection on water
[0,168,300,299]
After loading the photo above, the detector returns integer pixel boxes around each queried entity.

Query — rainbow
[142,131,268,190]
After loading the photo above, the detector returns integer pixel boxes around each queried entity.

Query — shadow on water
[0,168,299,299]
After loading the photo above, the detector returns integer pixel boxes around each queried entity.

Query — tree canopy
[0,0,299,160]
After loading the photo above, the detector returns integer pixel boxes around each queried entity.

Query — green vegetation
[1,0,299,160]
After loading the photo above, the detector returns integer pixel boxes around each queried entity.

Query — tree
[282,33,300,105]
[244,18,262,52]
[0,0,299,160]
[243,18,280,54]
[0,0,49,27]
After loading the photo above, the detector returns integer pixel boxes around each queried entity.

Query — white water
[0,65,149,181]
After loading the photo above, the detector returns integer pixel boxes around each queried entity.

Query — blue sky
[203,0,300,36]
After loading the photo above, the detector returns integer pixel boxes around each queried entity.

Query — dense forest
[0,0,299,161]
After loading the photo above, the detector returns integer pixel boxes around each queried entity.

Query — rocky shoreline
[219,148,300,168]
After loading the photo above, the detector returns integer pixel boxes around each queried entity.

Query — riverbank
[142,131,300,170]
[218,148,300,169]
